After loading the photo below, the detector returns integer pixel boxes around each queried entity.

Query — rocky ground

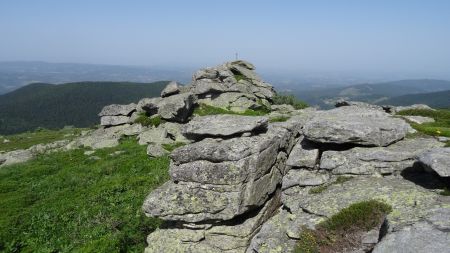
[1,61,449,253]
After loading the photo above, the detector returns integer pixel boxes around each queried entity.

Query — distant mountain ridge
[379,90,450,109]
[0,81,168,134]
[0,61,191,94]
[293,79,450,108]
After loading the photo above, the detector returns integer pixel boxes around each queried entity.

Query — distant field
[0,137,169,252]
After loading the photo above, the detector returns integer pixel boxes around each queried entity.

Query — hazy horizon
[1,0,450,79]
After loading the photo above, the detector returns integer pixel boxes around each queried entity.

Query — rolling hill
[379,90,450,109]
[0,81,168,135]
[293,79,450,108]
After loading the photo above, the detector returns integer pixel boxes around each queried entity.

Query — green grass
[0,128,84,152]
[193,104,270,117]
[161,142,186,152]
[269,116,291,123]
[294,200,392,253]
[309,176,353,194]
[397,109,450,137]
[440,187,450,196]
[134,114,163,127]
[272,94,309,110]
[0,137,170,253]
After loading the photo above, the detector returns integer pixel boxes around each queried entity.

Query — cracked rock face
[319,138,444,175]
[303,106,410,146]
[282,177,446,230]
[182,115,269,140]
[98,103,136,117]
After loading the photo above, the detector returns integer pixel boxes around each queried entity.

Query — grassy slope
[0,81,168,135]
[0,128,85,152]
[0,137,169,253]
[397,109,450,140]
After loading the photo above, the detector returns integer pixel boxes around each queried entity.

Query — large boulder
[98,103,136,116]
[156,93,196,123]
[303,106,410,146]
[100,115,130,126]
[143,121,300,223]
[418,147,450,177]
[161,81,180,97]
[182,115,269,140]
[320,138,444,175]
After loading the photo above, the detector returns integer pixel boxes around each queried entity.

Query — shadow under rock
[401,162,449,190]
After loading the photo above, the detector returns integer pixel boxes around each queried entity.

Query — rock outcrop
[2,60,449,252]
[303,106,410,146]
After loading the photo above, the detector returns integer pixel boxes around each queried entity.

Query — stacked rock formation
[247,105,450,253]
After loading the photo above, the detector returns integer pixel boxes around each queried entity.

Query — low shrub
[272,94,308,110]
[294,200,392,253]
[269,116,291,123]
[134,114,163,127]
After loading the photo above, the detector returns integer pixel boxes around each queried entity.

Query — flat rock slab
[282,177,444,230]
[98,103,136,116]
[286,136,319,168]
[418,147,450,177]
[100,115,130,126]
[320,138,444,175]
[373,221,450,253]
[403,115,435,124]
[182,115,268,139]
[303,106,410,146]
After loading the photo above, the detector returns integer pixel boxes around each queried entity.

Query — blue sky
[1,0,449,76]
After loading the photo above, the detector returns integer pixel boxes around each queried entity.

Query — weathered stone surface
[147,144,168,157]
[418,147,450,177]
[138,127,172,145]
[100,115,130,126]
[373,221,450,253]
[282,177,443,230]
[246,208,321,253]
[286,136,319,168]
[157,93,196,122]
[98,103,136,116]
[145,194,280,253]
[394,104,434,113]
[183,115,268,139]
[402,115,435,124]
[303,106,410,146]
[282,169,330,190]
[136,97,162,114]
[161,81,180,97]
[319,138,443,175]
[162,122,190,143]
[0,149,33,167]
[170,135,274,165]
[67,124,130,149]
[198,92,262,112]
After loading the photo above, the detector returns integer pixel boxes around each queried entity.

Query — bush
[272,94,308,110]
[269,116,291,123]
[134,113,163,127]
[294,200,392,253]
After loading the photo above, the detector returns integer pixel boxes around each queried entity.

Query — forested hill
[0,81,168,135]
[378,89,450,109]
